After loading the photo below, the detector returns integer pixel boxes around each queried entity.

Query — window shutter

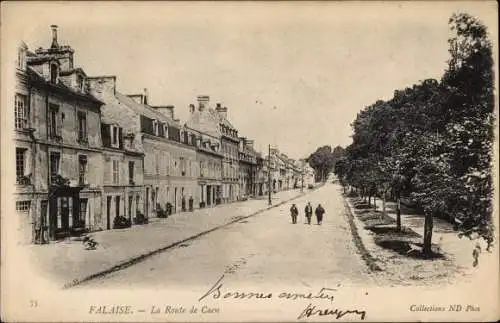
[101,124,111,147]
[118,127,123,149]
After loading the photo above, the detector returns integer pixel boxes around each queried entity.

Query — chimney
[50,25,59,49]
[143,88,149,105]
[152,105,175,119]
[245,139,254,150]
[215,103,228,119]
[189,104,195,114]
[197,95,209,111]
[87,76,117,97]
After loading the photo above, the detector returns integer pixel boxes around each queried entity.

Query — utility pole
[268,144,272,205]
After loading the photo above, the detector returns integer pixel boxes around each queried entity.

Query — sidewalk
[344,194,496,286]
[383,201,496,271]
[27,189,304,288]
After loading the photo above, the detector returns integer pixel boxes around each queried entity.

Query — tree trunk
[382,193,386,215]
[368,195,371,207]
[396,197,401,232]
[423,210,434,255]
[373,196,377,210]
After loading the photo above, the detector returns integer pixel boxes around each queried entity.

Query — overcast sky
[3,2,497,159]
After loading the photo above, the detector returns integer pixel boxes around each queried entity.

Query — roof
[27,67,102,105]
[115,91,179,127]
[59,67,87,77]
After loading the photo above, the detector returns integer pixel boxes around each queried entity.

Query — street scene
[76,183,371,289]
[2,2,498,322]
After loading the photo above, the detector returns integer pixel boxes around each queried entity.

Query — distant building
[238,137,258,197]
[185,97,223,207]
[214,102,240,202]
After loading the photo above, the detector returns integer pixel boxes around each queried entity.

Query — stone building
[14,26,105,243]
[214,102,240,202]
[87,76,145,228]
[238,137,258,197]
[185,97,223,207]
[123,91,197,215]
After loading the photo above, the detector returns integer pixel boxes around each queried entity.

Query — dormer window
[110,125,122,148]
[50,63,58,84]
[152,120,159,136]
[163,124,168,138]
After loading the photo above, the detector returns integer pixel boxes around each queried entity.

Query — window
[50,152,60,184]
[16,200,31,213]
[153,120,159,136]
[78,155,87,185]
[180,157,186,176]
[112,160,119,184]
[128,161,135,184]
[16,148,27,183]
[48,104,60,139]
[50,63,58,84]
[112,126,118,146]
[77,111,88,143]
[15,94,28,129]
[163,125,168,138]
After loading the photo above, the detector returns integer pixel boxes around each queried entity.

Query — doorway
[106,196,112,230]
[174,187,178,213]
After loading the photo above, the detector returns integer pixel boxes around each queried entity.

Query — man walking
[290,204,299,224]
[315,204,325,225]
[304,202,313,225]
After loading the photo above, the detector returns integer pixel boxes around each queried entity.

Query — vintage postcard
[1,1,499,322]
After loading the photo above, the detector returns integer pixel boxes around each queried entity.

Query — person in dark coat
[304,202,313,225]
[290,204,299,224]
[315,204,325,225]
[181,196,186,212]
[188,196,194,212]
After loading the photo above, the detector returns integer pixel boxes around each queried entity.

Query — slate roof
[27,67,102,105]
[115,92,179,127]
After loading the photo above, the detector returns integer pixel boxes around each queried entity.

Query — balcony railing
[16,174,31,185]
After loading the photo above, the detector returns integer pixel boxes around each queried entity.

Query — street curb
[63,190,312,289]
[342,196,382,272]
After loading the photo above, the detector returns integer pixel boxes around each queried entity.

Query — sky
[2,2,497,159]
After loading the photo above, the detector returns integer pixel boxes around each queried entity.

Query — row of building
[13,26,315,244]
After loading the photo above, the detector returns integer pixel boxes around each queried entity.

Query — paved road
[79,183,374,290]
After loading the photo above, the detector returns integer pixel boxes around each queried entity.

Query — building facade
[185,97,224,207]
[214,102,240,202]
[87,75,145,228]
[238,138,258,197]
[14,26,106,244]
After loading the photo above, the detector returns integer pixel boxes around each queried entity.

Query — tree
[308,145,339,182]
[441,13,494,247]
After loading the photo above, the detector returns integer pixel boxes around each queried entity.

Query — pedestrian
[181,196,186,212]
[188,196,194,212]
[315,204,325,225]
[290,204,299,224]
[304,202,313,225]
